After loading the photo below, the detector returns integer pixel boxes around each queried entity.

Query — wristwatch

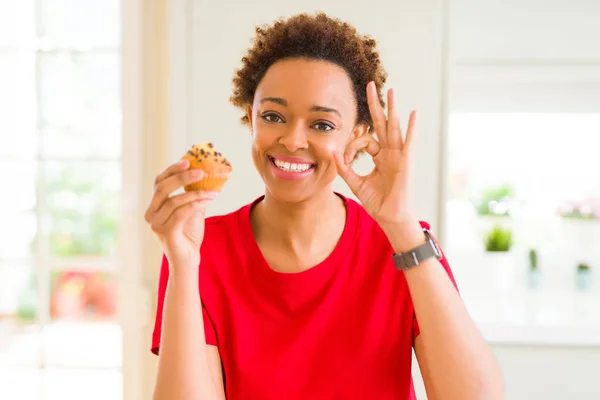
[392,229,443,270]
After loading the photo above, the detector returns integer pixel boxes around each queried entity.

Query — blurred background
[0,0,598,399]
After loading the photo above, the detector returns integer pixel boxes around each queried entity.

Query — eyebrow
[259,97,342,118]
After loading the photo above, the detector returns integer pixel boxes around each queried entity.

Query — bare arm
[153,267,225,400]
[144,159,229,400]
[382,221,503,400]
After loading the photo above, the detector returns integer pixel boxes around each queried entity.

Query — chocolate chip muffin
[181,142,232,192]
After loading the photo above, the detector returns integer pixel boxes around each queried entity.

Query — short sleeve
[412,222,459,343]
[151,254,218,355]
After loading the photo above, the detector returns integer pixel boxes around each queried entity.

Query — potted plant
[472,184,515,240]
[484,226,513,252]
[557,197,600,255]
[482,225,515,291]
[472,184,515,218]
[527,248,541,289]
[576,263,592,291]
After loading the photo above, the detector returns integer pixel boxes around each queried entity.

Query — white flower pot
[559,218,600,257]
[481,250,518,293]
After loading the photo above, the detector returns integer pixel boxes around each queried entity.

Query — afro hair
[230,12,387,129]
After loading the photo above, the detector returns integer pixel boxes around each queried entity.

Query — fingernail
[192,169,204,177]
[344,153,350,165]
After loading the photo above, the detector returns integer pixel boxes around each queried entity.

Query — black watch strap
[392,229,443,270]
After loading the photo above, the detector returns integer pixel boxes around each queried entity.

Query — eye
[312,121,335,132]
[261,113,284,123]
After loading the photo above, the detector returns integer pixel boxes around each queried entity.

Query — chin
[266,184,313,204]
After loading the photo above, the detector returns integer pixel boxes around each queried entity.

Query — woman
[146,12,503,400]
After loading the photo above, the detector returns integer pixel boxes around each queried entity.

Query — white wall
[449,0,600,113]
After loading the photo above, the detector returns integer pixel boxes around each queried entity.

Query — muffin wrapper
[184,172,230,192]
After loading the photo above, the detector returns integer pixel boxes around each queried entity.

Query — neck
[251,188,347,264]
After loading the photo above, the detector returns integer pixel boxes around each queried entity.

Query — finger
[404,110,417,148]
[386,88,403,147]
[145,168,206,219]
[155,158,190,186]
[333,151,365,196]
[153,190,219,226]
[164,199,211,232]
[366,81,388,147]
[345,134,380,162]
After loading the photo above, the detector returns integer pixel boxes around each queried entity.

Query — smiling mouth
[268,156,316,173]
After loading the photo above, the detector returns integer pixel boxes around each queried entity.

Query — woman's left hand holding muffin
[334,81,424,248]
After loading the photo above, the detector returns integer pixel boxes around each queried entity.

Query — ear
[349,122,370,143]
[344,123,371,164]
[246,106,253,129]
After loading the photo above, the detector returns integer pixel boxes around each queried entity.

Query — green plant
[560,209,597,220]
[528,248,538,269]
[471,184,515,217]
[484,226,513,252]
[577,263,590,272]
[558,198,600,220]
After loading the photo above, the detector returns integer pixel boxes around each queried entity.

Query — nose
[278,122,309,152]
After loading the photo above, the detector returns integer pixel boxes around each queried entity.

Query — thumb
[333,151,364,195]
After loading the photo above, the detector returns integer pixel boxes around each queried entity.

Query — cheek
[252,124,277,149]
[314,133,350,160]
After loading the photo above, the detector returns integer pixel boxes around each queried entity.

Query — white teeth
[273,158,312,172]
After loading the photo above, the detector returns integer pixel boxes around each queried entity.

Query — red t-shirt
[152,193,457,400]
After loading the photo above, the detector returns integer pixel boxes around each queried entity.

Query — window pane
[0,212,37,261]
[38,53,121,130]
[41,124,121,160]
[444,112,600,329]
[39,0,120,48]
[0,159,37,212]
[0,53,37,157]
[41,161,120,257]
[43,321,121,368]
[45,270,120,368]
[0,264,41,367]
[0,0,35,47]
[0,367,123,400]
[43,368,122,400]
[445,113,600,254]
[0,367,41,400]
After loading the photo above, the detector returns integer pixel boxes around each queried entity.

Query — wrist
[169,259,201,281]
[378,218,426,254]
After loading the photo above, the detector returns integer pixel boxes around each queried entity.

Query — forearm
[382,221,503,399]
[153,265,221,400]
